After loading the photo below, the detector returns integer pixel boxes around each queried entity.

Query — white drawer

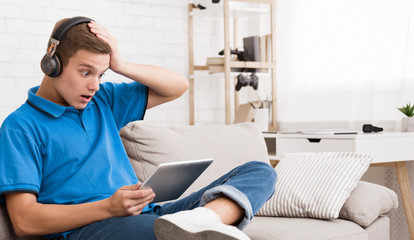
[276,137,355,156]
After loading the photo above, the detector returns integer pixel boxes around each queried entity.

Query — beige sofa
[0,122,398,240]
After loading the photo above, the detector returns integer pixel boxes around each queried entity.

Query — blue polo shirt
[0,81,155,237]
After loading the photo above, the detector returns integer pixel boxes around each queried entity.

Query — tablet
[140,158,213,203]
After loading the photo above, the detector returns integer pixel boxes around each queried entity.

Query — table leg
[394,161,414,240]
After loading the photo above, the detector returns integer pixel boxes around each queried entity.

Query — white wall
[275,0,414,133]
[0,0,214,126]
[0,0,274,126]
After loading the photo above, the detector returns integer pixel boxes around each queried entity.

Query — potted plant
[398,102,414,132]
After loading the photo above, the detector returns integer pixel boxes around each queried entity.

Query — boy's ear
[40,17,92,78]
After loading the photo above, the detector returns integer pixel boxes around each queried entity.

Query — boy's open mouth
[81,95,93,102]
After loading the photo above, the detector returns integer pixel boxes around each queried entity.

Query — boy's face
[53,49,110,109]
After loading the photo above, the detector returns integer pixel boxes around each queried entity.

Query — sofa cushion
[120,121,270,199]
[339,181,398,227]
[0,205,13,240]
[257,152,372,219]
[1,205,47,240]
[244,216,368,240]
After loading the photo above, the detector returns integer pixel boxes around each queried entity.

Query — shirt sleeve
[98,82,149,130]
[0,125,42,203]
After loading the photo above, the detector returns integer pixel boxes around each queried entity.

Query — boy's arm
[110,62,189,109]
[88,21,189,109]
[5,183,154,237]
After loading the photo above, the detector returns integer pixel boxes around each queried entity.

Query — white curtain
[276,2,414,238]
[277,0,414,130]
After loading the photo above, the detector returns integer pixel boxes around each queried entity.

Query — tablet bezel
[140,158,214,203]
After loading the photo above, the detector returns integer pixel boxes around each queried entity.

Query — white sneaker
[154,207,251,240]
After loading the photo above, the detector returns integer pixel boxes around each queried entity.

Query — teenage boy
[0,17,276,240]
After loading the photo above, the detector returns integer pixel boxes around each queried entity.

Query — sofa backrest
[1,205,47,240]
[0,205,14,240]
[120,121,270,199]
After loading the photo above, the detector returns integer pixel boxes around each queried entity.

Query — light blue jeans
[60,161,277,240]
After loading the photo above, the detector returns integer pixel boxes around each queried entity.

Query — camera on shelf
[219,36,261,91]
[218,48,248,61]
[194,0,221,10]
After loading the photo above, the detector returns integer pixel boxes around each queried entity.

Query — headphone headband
[51,16,92,42]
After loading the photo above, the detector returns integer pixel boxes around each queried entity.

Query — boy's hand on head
[105,183,155,217]
[88,21,124,73]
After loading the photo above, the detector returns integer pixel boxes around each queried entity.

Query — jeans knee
[266,163,277,185]
[247,161,277,191]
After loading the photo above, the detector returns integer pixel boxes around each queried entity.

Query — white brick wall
[0,0,228,125]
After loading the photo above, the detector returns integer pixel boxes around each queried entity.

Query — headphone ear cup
[40,54,62,77]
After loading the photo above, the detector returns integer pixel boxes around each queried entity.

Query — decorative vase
[401,117,414,132]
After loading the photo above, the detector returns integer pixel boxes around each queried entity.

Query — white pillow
[257,152,372,219]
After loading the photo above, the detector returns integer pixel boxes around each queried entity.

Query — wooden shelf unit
[188,0,277,131]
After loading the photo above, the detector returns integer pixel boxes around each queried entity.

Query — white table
[263,131,414,240]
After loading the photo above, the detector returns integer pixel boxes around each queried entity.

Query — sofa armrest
[339,181,398,228]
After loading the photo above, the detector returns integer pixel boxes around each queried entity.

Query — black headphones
[40,16,92,77]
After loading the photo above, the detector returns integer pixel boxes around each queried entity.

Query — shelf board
[194,65,209,71]
[230,0,274,4]
[230,1,271,16]
[230,60,274,69]
[191,1,271,17]
[201,61,274,69]
[194,62,274,74]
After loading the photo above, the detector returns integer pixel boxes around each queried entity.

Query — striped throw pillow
[257,152,372,219]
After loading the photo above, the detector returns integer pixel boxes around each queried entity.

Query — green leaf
[398,102,414,117]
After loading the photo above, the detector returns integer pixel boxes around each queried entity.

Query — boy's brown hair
[49,18,111,67]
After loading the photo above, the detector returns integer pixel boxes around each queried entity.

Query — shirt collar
[27,86,94,118]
